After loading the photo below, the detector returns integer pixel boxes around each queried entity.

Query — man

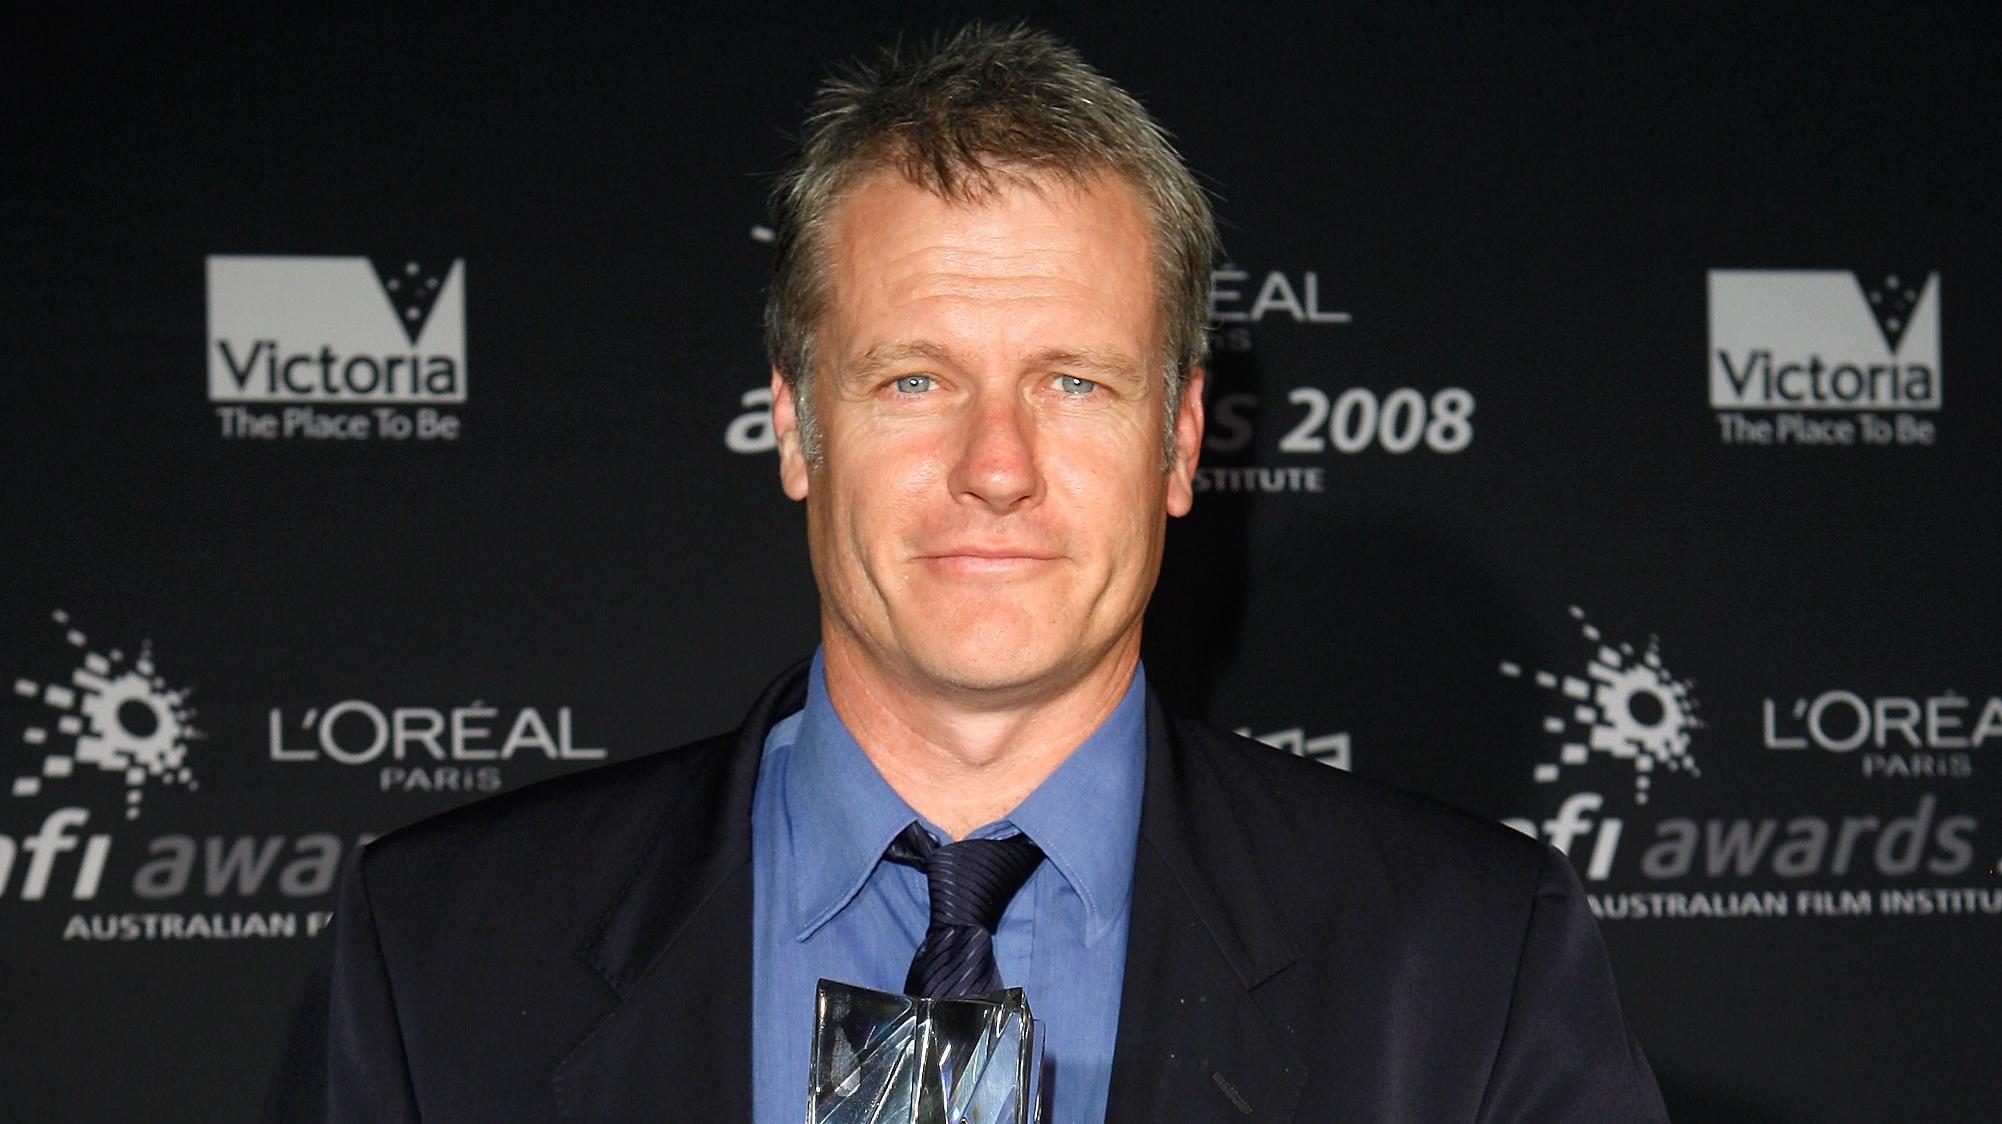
[267,25,1668,1122]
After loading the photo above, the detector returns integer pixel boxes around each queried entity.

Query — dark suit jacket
[266,663,1667,1121]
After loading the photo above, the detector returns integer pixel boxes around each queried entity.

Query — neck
[819,633,1140,839]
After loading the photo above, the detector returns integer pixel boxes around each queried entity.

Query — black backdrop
[4,6,1996,1121]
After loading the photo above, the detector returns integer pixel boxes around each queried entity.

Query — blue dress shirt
[750,651,1146,1124]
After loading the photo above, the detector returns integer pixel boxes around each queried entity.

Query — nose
[947,393,1042,512]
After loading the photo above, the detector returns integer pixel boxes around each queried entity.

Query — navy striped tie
[885,821,1045,999]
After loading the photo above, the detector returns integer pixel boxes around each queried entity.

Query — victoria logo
[9,610,200,820]
[206,255,466,402]
[1498,606,1700,806]
[1708,269,1940,412]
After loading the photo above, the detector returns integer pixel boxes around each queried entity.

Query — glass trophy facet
[807,979,1043,1124]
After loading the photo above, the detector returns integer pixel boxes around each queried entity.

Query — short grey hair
[764,22,1217,465]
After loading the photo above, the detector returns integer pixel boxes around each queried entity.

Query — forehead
[820,167,1159,357]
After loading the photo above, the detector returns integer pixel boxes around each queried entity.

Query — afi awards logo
[1498,606,1998,924]
[206,255,465,442]
[10,609,200,822]
[3,606,612,943]
[1709,269,1940,447]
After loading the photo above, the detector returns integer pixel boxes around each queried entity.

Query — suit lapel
[551,664,810,1120]
[1106,696,1306,1121]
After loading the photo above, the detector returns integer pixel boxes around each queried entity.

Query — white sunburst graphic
[1499,606,1701,805]
[11,609,201,819]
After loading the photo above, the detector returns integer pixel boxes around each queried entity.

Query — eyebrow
[843,341,1144,382]
[845,341,957,382]
[1026,346,1143,378]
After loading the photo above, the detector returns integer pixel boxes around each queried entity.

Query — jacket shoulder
[350,734,740,935]
[1170,714,1552,896]
[1161,722,1662,1119]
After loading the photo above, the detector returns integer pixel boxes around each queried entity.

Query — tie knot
[887,822,1045,930]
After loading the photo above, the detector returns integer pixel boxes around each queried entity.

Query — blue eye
[1057,375,1097,395]
[893,375,933,394]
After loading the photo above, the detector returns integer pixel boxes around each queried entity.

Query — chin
[903,626,1075,697]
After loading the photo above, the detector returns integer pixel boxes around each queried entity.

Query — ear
[771,367,811,501]
[1166,365,1205,517]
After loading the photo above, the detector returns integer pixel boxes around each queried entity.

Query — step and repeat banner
[4,7,1995,1121]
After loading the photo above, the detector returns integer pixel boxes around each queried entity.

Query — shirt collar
[780,650,1148,947]
[997,666,1145,945]
[781,651,925,941]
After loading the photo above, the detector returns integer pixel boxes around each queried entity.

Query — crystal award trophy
[806,979,1043,1124]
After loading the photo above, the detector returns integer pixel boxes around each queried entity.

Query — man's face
[772,168,1203,703]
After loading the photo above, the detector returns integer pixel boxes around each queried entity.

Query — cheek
[823,434,948,549]
[1048,440,1165,554]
